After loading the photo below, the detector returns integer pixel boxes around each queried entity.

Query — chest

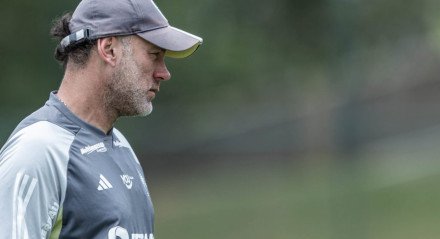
[60,139,154,237]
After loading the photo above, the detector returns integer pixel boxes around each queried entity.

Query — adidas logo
[81,142,107,155]
[97,174,113,191]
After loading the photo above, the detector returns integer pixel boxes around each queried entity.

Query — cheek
[138,63,155,80]
[130,54,155,85]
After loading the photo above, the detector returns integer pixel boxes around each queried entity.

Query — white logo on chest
[80,142,107,155]
[114,139,130,149]
[98,174,113,191]
[120,175,134,189]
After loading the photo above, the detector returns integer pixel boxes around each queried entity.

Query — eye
[148,51,161,60]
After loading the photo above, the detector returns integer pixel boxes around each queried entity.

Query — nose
[154,60,171,81]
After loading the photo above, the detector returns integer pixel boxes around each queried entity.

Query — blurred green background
[2,0,440,238]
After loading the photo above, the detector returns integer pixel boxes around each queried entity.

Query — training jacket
[0,92,155,239]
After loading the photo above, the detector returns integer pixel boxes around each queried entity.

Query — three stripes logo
[97,174,113,191]
[13,172,38,239]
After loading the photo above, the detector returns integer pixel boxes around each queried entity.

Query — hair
[50,12,97,68]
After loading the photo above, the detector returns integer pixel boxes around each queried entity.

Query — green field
[151,153,440,239]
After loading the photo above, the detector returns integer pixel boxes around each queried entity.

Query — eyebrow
[148,45,165,53]
[157,48,166,53]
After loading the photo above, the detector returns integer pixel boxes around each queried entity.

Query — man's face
[105,36,171,117]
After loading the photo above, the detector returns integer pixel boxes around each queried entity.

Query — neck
[57,64,117,134]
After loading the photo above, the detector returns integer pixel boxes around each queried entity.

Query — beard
[104,47,153,117]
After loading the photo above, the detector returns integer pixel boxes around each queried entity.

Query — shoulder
[0,121,75,171]
[113,128,128,142]
[112,128,141,164]
[112,127,134,148]
[6,120,75,150]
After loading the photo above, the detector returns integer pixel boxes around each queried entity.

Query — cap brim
[137,26,203,58]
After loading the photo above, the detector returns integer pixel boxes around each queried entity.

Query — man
[0,0,202,238]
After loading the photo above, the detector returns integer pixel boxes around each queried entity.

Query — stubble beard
[105,45,153,117]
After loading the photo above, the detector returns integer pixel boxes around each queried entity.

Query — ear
[96,37,119,67]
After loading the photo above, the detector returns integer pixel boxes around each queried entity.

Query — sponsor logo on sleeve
[41,202,59,238]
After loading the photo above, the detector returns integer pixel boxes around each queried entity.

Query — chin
[137,103,153,117]
[119,102,153,117]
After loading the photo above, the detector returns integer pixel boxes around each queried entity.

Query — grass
[149,152,440,239]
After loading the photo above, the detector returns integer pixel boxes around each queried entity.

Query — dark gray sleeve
[0,121,74,239]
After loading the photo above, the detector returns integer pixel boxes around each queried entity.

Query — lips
[149,85,160,93]
[147,87,159,100]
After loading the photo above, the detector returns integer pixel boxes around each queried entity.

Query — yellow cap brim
[165,43,201,58]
